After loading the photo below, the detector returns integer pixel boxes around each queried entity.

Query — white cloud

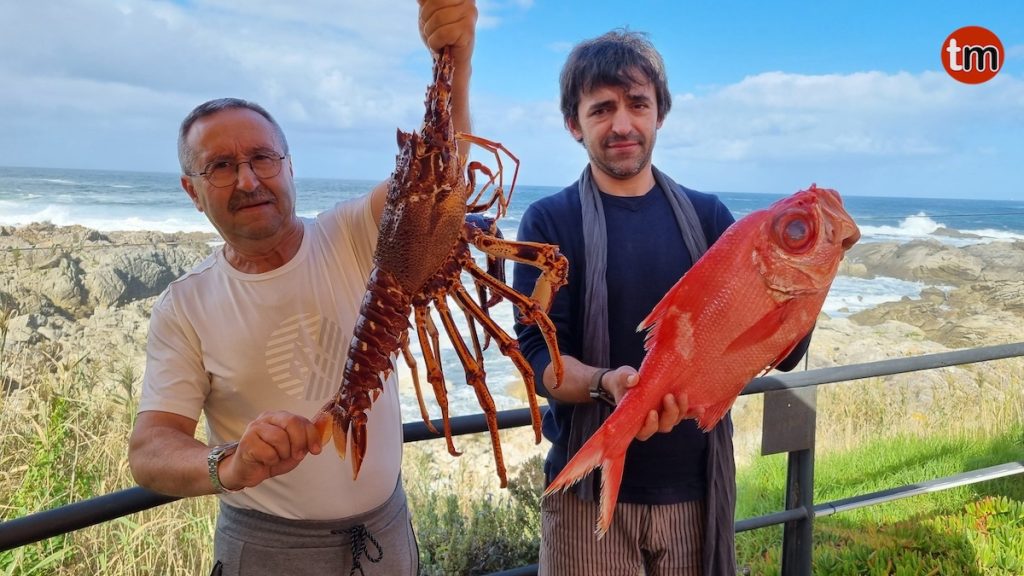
[467,69,1024,198]
[0,0,1020,200]
[0,0,437,174]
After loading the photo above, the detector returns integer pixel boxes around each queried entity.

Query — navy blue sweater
[513,180,735,504]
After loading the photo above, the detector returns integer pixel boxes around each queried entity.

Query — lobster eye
[773,209,816,253]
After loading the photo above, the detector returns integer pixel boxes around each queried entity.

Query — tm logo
[942,26,1003,84]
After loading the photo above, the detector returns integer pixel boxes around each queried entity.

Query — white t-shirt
[139,195,402,520]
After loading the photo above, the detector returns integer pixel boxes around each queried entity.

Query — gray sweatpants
[211,481,418,576]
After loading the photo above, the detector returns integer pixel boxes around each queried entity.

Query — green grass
[736,428,1024,575]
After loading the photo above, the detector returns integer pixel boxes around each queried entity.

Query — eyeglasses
[187,153,288,188]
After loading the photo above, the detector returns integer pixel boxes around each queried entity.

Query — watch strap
[208,441,241,494]
[588,368,616,407]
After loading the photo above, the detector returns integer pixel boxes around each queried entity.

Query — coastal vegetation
[1,224,1022,574]
[1,344,1020,574]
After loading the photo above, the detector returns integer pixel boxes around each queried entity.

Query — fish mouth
[817,188,860,250]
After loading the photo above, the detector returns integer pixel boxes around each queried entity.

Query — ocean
[3,166,1023,420]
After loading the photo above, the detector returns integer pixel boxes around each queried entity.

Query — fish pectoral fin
[760,334,806,376]
[695,398,733,432]
[723,300,795,359]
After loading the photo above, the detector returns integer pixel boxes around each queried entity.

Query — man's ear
[566,117,584,144]
[181,176,203,212]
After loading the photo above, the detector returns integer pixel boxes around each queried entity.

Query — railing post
[762,384,817,576]
[780,447,815,576]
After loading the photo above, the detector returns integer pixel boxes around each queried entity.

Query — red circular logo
[942,26,1003,84]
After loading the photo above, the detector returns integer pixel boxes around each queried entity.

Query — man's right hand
[418,0,477,63]
[217,411,322,491]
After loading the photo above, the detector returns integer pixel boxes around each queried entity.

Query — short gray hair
[177,98,289,174]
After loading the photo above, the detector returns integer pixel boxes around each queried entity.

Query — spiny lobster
[313,47,568,487]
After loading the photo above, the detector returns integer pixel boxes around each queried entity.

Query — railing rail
[2,341,1022,574]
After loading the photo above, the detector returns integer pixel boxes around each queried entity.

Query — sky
[0,1,1021,200]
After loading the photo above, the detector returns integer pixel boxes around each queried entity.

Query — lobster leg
[398,329,437,435]
[462,224,568,386]
[413,304,461,456]
[460,133,520,218]
[463,214,505,351]
[452,285,543,445]
[452,289,487,366]
[433,296,508,488]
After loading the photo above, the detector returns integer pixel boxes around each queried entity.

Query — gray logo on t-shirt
[267,313,347,401]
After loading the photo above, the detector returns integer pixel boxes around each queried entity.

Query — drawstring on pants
[331,524,383,576]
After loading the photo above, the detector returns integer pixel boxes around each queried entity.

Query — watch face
[211,442,238,462]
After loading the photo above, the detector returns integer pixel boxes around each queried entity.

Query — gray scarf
[570,164,736,576]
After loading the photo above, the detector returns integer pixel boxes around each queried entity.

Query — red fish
[544,184,861,537]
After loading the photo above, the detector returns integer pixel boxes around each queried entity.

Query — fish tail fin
[542,433,606,496]
[595,455,625,539]
[542,427,628,539]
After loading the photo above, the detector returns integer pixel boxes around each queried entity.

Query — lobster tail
[316,267,412,480]
[424,47,454,145]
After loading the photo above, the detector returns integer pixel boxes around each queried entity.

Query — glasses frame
[186,153,289,188]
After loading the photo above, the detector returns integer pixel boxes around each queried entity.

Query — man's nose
[610,108,632,135]
[235,161,260,190]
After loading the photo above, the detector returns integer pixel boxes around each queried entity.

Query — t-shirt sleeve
[322,193,379,279]
[137,290,209,420]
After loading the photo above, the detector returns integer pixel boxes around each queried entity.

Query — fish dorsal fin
[637,292,695,359]
[637,287,677,335]
[723,300,800,375]
[637,271,697,339]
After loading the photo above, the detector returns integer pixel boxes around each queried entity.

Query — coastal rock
[839,239,1024,285]
[849,280,1024,349]
[1,224,215,390]
[839,239,984,284]
[835,239,1023,349]
[1,225,214,315]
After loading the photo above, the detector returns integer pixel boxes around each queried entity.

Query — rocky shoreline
[0,223,217,391]
[2,223,1022,472]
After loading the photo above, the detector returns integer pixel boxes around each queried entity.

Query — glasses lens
[251,155,283,179]
[201,155,283,187]
[207,162,237,188]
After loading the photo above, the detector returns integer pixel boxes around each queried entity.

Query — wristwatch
[208,441,241,494]
[588,368,616,407]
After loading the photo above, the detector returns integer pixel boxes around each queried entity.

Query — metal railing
[2,342,1022,575]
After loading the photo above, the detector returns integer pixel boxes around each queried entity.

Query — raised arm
[371,0,478,222]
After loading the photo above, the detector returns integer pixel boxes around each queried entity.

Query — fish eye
[773,209,816,253]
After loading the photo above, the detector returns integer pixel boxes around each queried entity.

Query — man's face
[568,79,662,181]
[181,108,296,244]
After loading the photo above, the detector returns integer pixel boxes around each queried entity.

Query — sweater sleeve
[512,202,575,399]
